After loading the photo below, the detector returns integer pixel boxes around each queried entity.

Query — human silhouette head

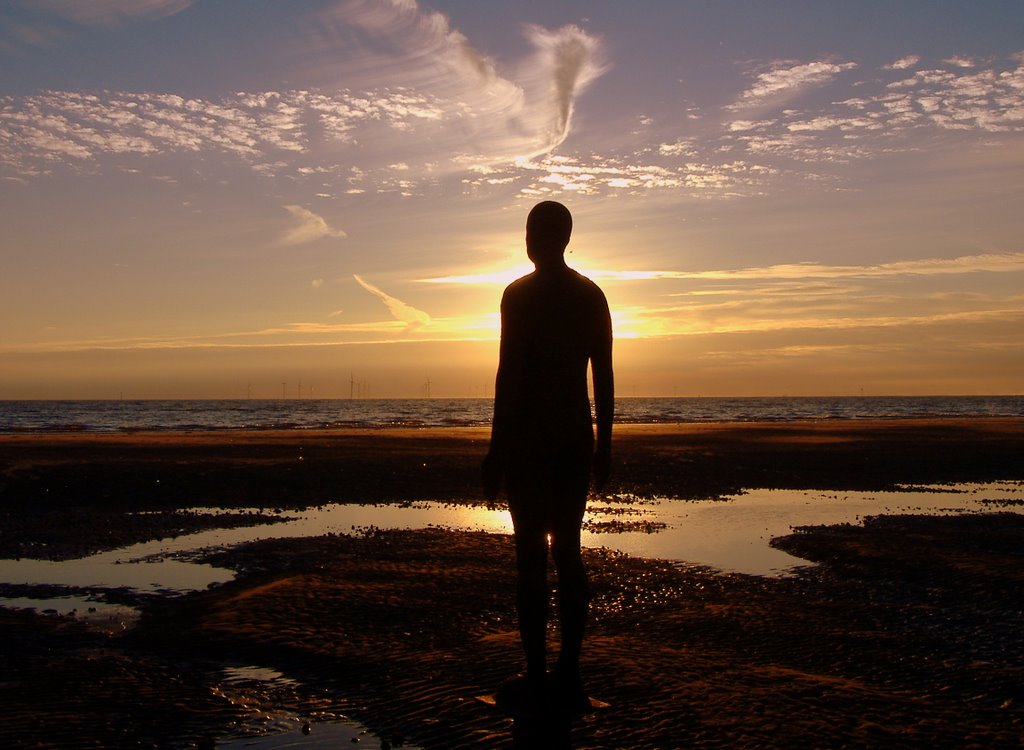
[526,201,573,269]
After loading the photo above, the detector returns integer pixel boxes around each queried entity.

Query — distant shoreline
[2,395,1021,405]
[2,414,1023,437]
[1,395,1022,434]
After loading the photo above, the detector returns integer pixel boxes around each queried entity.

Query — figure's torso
[500,267,608,446]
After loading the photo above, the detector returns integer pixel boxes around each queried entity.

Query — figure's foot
[549,666,591,715]
[494,672,547,717]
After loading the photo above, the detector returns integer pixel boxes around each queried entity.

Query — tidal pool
[1,481,1021,616]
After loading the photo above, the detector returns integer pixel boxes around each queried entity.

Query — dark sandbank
[4,519,1020,748]
[1,419,1023,748]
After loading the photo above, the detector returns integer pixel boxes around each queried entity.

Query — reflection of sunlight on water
[600,481,1024,576]
[1,482,1021,613]
[441,504,515,534]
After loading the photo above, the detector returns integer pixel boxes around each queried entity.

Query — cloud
[599,270,1024,341]
[24,0,195,27]
[943,55,976,69]
[6,3,1020,210]
[658,139,697,156]
[0,85,463,179]
[281,205,347,245]
[878,58,1024,132]
[0,2,608,182]
[457,151,779,199]
[0,22,603,180]
[649,252,1024,282]
[309,0,527,145]
[421,252,1024,286]
[353,275,431,330]
[719,53,1024,167]
[729,60,857,111]
[318,0,519,101]
[520,24,606,151]
[330,10,607,161]
[884,55,921,71]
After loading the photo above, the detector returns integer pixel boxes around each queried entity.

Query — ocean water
[0,395,1022,433]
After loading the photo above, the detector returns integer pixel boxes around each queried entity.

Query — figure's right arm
[489,293,516,453]
[483,291,515,502]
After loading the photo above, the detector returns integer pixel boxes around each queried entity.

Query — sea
[1,395,1022,433]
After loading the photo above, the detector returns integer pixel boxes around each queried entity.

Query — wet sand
[4,418,1023,558]
[1,419,1023,748]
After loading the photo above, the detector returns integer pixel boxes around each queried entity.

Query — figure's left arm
[591,290,614,491]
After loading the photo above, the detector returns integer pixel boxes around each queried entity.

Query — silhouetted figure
[482,200,614,714]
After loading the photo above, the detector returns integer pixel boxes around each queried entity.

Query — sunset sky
[2,0,1022,398]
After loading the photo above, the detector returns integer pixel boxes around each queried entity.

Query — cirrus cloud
[729,59,857,111]
[519,24,606,153]
[420,252,1024,286]
[883,55,921,71]
[353,274,431,331]
[281,205,347,246]
[23,0,195,27]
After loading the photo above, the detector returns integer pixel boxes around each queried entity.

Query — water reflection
[1,482,1021,612]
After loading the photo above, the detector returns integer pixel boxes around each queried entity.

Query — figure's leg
[549,504,589,677]
[550,439,593,678]
[510,500,549,680]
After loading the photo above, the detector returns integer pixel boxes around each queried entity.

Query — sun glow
[418,262,536,286]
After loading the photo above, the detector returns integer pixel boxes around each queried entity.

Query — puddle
[211,663,421,750]
[1,482,1021,616]
[590,482,1024,575]
[221,721,403,750]
[0,595,139,633]
[218,719,418,749]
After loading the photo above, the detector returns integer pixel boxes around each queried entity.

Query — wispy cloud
[353,275,431,330]
[0,89,446,177]
[0,10,605,180]
[943,55,977,69]
[419,264,535,287]
[884,55,921,71]
[311,0,604,160]
[601,270,1024,341]
[458,151,778,199]
[315,0,514,95]
[24,0,195,27]
[281,205,347,245]
[460,51,1023,198]
[720,53,1024,168]
[421,252,1024,285]
[518,24,606,153]
[624,252,1024,282]
[5,295,1017,354]
[3,3,1021,212]
[729,59,857,111]
[636,305,1024,339]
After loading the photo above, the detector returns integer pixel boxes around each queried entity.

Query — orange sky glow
[1,1,1022,398]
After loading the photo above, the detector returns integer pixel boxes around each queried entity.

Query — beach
[1,419,1023,748]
